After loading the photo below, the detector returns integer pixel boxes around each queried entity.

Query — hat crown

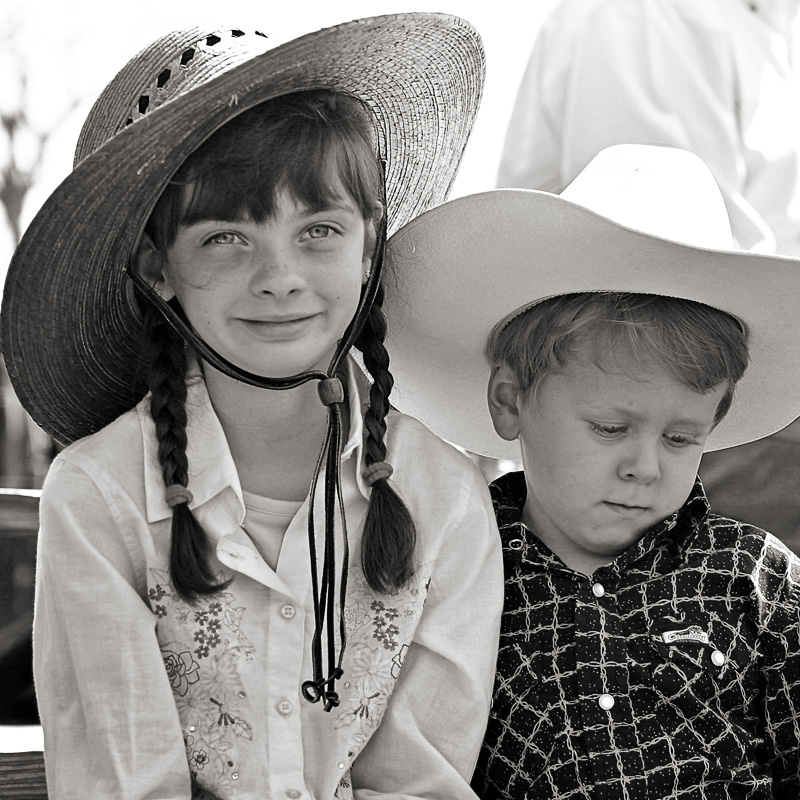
[561,144,735,250]
[74,27,273,165]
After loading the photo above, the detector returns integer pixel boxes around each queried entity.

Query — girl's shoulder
[383,408,489,493]
[54,399,146,478]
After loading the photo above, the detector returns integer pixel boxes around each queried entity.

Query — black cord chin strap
[127,172,388,713]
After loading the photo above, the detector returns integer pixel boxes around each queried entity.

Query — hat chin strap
[126,208,387,713]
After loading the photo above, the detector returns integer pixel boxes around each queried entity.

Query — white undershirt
[242,490,303,570]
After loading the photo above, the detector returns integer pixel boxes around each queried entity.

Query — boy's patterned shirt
[472,471,800,800]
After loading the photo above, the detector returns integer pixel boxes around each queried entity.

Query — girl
[1,17,503,800]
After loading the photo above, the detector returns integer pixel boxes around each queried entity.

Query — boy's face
[490,353,727,575]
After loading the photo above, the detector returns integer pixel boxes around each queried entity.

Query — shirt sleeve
[497,0,776,252]
[349,463,504,799]
[760,542,800,796]
[33,457,192,800]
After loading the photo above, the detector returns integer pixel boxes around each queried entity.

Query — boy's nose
[618,441,661,484]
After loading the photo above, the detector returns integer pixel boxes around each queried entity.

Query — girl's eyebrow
[299,201,359,215]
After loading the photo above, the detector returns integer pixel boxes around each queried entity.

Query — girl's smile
[157,187,370,378]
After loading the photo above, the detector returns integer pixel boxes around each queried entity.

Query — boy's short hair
[486,292,750,425]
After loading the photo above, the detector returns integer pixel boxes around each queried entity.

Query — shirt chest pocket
[641,613,762,770]
[648,614,756,702]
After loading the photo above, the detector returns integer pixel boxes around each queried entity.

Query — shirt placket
[264,512,311,800]
[573,570,646,799]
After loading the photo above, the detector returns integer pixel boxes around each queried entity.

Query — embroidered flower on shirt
[391,643,408,680]
[348,642,396,694]
[370,601,402,650]
[344,599,371,635]
[163,649,201,697]
[149,583,167,602]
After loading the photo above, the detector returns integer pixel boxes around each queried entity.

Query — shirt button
[338,762,345,769]
[286,791,301,799]
[280,604,297,620]
[592,583,605,598]
[277,698,294,716]
[232,772,239,780]
[711,650,726,667]
[598,693,615,710]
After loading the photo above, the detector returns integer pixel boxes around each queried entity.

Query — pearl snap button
[280,604,296,620]
[286,791,301,799]
[592,583,605,598]
[338,762,345,769]
[277,698,294,716]
[598,693,615,710]
[508,538,523,550]
[232,772,239,780]
[711,650,726,667]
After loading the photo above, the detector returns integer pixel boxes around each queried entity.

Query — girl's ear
[362,218,378,285]
[487,364,523,442]
[133,233,176,301]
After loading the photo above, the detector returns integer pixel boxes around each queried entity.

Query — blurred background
[0,0,557,749]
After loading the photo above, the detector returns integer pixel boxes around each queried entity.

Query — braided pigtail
[142,304,231,603]
[355,284,417,593]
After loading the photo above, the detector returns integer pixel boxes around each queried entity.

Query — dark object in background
[699,424,800,555]
[0,491,40,725]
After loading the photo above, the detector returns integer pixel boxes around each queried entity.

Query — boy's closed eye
[587,421,705,448]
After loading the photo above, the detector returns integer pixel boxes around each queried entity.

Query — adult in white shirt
[499,0,800,256]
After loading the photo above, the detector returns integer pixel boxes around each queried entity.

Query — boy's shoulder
[699,510,800,574]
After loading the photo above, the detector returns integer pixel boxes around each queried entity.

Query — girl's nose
[249,247,305,297]
[618,440,661,484]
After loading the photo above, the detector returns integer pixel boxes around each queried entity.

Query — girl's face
[158,186,371,378]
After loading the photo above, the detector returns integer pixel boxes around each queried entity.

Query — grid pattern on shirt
[471,472,800,800]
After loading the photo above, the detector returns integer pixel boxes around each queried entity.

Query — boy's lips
[603,501,650,517]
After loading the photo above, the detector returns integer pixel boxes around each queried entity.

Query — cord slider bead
[165,484,193,508]
[318,377,344,406]
[363,462,393,486]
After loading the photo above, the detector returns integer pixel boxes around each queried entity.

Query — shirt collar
[140,355,371,524]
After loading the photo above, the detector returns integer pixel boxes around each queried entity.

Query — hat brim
[383,189,800,460]
[1,13,484,444]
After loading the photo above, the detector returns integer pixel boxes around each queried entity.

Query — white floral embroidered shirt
[33,360,504,800]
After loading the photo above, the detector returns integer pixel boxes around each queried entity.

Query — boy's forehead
[532,356,725,427]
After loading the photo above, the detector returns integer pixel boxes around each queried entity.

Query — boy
[383,145,800,797]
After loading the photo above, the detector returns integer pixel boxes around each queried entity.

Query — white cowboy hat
[383,144,800,460]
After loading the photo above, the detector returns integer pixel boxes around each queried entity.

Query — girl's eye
[204,231,243,246]
[590,422,627,439]
[663,433,701,448]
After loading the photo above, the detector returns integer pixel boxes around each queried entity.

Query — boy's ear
[133,233,175,301]
[487,364,523,442]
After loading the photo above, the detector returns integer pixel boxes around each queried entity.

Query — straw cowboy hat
[1,14,485,445]
[383,144,800,461]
